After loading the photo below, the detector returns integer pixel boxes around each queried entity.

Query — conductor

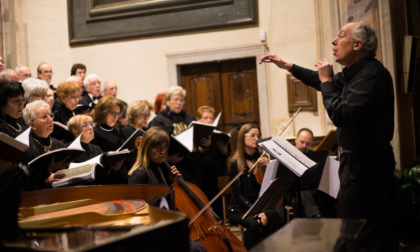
[260,21,396,252]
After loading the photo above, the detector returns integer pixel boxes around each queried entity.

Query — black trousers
[338,147,396,252]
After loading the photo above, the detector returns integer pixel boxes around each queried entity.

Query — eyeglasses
[109,111,121,117]
[139,113,150,118]
[171,98,185,103]
[69,95,82,100]
[9,98,26,104]
[35,113,54,121]
[32,94,46,99]
[42,70,53,74]
[245,133,261,139]
[81,122,96,128]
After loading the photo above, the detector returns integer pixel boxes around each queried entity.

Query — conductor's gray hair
[352,22,378,58]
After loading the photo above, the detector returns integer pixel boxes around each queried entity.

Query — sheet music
[259,137,316,177]
[260,160,279,195]
[67,133,83,149]
[212,112,221,127]
[172,127,194,152]
[69,154,101,169]
[15,127,31,146]
[318,156,340,199]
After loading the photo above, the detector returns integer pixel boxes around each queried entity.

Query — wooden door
[181,58,259,151]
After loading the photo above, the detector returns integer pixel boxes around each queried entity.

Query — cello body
[173,180,247,252]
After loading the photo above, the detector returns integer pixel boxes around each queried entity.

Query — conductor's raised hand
[259,54,293,71]
[315,58,334,83]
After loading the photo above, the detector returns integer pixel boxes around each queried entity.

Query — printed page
[318,156,340,199]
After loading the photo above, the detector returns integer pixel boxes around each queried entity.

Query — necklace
[7,122,22,132]
[33,137,52,152]
[98,124,113,132]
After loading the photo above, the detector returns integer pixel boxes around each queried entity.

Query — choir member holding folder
[148,86,201,186]
[0,81,28,138]
[66,114,127,185]
[195,106,230,218]
[67,114,102,163]
[121,100,152,139]
[91,96,125,152]
[227,123,268,249]
[21,100,70,190]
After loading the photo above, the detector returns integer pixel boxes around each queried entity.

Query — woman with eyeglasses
[227,123,269,249]
[21,78,49,104]
[91,96,125,153]
[121,100,152,139]
[21,100,70,190]
[67,114,102,163]
[53,81,81,125]
[0,81,28,137]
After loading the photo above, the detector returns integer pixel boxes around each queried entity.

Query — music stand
[242,150,329,219]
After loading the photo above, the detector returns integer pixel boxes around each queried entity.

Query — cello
[162,161,247,252]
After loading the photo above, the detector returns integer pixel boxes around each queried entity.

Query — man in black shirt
[260,22,395,251]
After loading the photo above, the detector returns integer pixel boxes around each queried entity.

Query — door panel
[181,63,222,116]
[181,57,259,152]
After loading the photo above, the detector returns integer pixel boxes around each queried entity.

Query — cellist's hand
[170,166,182,177]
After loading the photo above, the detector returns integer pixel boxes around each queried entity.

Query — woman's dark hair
[0,81,24,111]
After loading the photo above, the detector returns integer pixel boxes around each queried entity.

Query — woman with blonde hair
[128,127,180,185]
[227,123,268,249]
[121,100,152,139]
[67,114,102,163]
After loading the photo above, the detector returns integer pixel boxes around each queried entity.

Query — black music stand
[243,150,328,219]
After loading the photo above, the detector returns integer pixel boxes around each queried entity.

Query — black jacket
[291,57,394,151]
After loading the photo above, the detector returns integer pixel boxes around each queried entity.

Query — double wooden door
[181,57,260,151]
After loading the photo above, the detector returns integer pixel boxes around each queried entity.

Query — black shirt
[72,142,103,163]
[292,57,394,151]
[91,124,125,152]
[148,106,195,135]
[0,113,28,138]
[53,104,76,125]
[21,132,66,190]
[228,152,262,211]
[129,162,171,186]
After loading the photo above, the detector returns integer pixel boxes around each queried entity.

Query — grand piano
[2,184,190,251]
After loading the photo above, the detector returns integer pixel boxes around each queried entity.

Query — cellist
[227,123,269,249]
[127,127,206,252]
